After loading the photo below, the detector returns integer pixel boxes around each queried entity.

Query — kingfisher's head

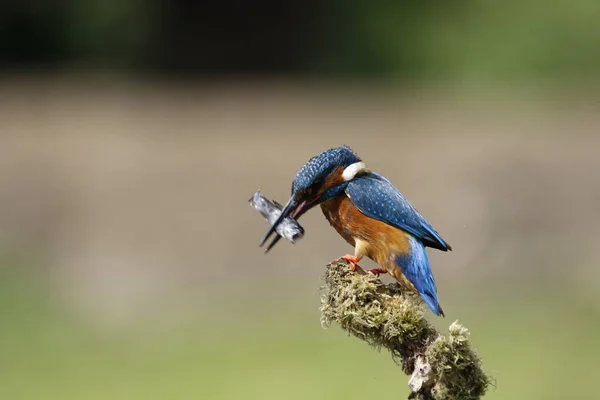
[260,145,369,248]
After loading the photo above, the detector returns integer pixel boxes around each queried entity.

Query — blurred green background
[1,1,600,399]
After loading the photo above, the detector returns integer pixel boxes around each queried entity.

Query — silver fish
[249,190,305,247]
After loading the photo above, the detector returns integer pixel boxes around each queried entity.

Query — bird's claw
[333,254,362,270]
[367,268,388,276]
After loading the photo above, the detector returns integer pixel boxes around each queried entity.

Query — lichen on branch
[320,261,491,400]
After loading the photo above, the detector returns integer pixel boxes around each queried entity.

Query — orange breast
[320,194,412,269]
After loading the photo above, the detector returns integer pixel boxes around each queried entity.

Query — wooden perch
[319,261,491,400]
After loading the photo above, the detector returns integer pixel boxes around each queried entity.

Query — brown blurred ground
[1,75,599,330]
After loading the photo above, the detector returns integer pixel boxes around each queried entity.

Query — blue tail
[395,237,444,317]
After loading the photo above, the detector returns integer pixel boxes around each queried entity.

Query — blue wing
[345,172,452,251]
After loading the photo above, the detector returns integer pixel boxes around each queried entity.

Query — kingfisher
[260,146,451,317]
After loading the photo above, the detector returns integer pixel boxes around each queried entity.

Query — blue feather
[345,172,451,251]
[291,146,360,194]
[396,237,444,316]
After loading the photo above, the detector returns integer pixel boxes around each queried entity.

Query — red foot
[333,254,362,270]
[367,268,388,276]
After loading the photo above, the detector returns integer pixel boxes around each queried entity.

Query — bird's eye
[307,181,322,196]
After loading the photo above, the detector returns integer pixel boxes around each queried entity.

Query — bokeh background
[1,2,600,399]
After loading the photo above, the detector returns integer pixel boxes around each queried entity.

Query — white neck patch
[342,161,368,181]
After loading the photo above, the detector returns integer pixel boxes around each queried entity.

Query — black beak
[259,194,311,251]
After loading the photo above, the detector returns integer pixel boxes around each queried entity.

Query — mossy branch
[320,261,491,400]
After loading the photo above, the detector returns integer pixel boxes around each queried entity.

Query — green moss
[425,322,491,400]
[320,261,491,400]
